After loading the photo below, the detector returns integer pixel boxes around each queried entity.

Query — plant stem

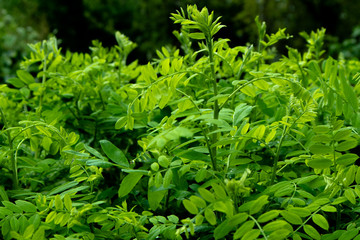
[207,38,219,171]
[270,119,287,185]
[39,52,47,115]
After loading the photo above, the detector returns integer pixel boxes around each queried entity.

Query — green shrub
[1,4,360,240]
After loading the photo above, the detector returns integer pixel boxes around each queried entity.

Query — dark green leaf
[118,173,143,198]
[100,140,129,168]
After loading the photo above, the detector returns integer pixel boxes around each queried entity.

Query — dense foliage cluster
[1,5,360,240]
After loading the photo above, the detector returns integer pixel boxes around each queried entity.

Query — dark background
[1,0,360,81]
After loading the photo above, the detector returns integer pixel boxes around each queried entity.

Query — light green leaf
[344,189,356,204]
[0,186,9,201]
[198,188,216,203]
[15,200,37,213]
[333,129,352,141]
[268,229,292,240]
[250,195,268,215]
[205,208,217,225]
[183,199,198,214]
[23,224,35,239]
[7,77,26,88]
[212,183,227,199]
[54,195,63,211]
[45,211,57,223]
[321,205,337,212]
[233,221,255,239]
[86,159,113,168]
[306,158,332,169]
[336,140,358,151]
[258,210,280,223]
[2,201,22,213]
[336,154,359,166]
[309,143,332,154]
[339,229,359,240]
[241,229,260,240]
[119,173,143,198]
[64,194,72,211]
[263,220,292,233]
[17,70,35,84]
[100,140,129,168]
[214,213,248,240]
[163,169,173,188]
[188,32,206,40]
[240,85,256,97]
[280,210,303,225]
[189,196,206,209]
[32,226,45,240]
[312,214,329,230]
[115,116,127,129]
[233,104,253,126]
[304,224,321,240]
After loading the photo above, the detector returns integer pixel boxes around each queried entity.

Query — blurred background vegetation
[1,0,360,82]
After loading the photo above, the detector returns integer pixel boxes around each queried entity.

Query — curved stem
[207,38,219,171]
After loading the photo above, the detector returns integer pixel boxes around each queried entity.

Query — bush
[1,5,360,240]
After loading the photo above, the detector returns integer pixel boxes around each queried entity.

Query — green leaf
[339,229,359,240]
[304,224,321,240]
[240,85,256,97]
[313,125,330,134]
[183,199,198,214]
[32,226,45,240]
[268,229,292,240]
[258,210,280,223]
[0,186,9,201]
[148,179,166,211]
[86,159,113,168]
[84,144,105,159]
[212,183,227,199]
[306,158,332,169]
[2,201,22,213]
[265,128,277,143]
[189,196,206,209]
[280,210,303,225]
[23,224,35,239]
[100,140,129,168]
[336,140,358,151]
[250,195,269,215]
[214,213,248,240]
[321,205,337,212]
[263,220,292,233]
[204,208,217,225]
[309,143,332,154]
[333,129,352,141]
[118,172,143,198]
[15,200,37,213]
[17,70,35,84]
[336,154,359,166]
[54,195,63,211]
[344,189,356,204]
[163,169,173,188]
[233,104,253,126]
[64,194,72,211]
[188,32,206,40]
[115,116,127,129]
[10,215,20,231]
[233,221,255,239]
[6,77,26,88]
[312,214,329,230]
[198,188,216,202]
[241,229,260,240]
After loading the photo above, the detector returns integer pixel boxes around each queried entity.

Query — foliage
[0,8,40,82]
[1,4,360,239]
